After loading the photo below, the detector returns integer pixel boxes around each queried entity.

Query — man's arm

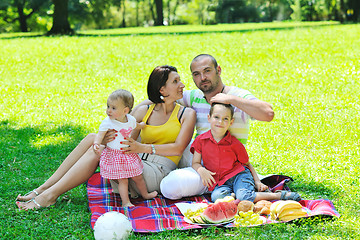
[210,93,274,122]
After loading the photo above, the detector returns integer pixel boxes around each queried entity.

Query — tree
[154,0,163,25]
[0,0,50,32]
[47,0,73,34]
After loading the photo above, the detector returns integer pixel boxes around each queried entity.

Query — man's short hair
[190,54,218,71]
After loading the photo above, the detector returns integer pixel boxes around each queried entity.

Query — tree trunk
[48,0,74,35]
[122,0,126,28]
[16,2,28,32]
[154,0,164,26]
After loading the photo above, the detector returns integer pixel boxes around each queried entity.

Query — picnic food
[234,210,263,227]
[184,200,238,224]
[270,200,307,221]
[253,200,272,215]
[237,200,254,213]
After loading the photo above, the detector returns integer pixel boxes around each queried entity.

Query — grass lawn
[1,22,359,239]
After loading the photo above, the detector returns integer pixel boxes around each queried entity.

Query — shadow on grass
[0,22,341,40]
[0,119,89,194]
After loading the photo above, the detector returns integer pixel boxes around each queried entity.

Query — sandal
[16,189,39,201]
[276,190,301,201]
[16,197,43,210]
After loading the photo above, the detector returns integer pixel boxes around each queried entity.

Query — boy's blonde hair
[108,89,134,111]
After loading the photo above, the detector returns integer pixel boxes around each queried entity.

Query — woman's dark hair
[147,65,178,103]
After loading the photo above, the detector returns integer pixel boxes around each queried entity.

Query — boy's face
[208,104,234,136]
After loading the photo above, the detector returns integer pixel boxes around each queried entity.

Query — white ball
[94,211,133,240]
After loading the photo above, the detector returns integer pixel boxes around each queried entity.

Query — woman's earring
[160,95,164,100]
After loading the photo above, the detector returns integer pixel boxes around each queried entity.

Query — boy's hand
[197,167,216,188]
[255,181,268,192]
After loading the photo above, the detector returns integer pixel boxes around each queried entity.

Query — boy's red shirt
[190,130,249,191]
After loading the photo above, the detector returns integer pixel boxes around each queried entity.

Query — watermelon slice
[201,201,238,224]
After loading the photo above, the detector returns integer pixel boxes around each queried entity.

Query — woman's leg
[17,134,96,201]
[17,145,101,210]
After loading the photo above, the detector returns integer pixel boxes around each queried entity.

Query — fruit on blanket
[234,211,263,227]
[270,200,306,221]
[202,201,238,224]
[214,195,235,204]
[277,208,307,221]
[94,211,132,240]
[185,201,238,224]
[237,200,254,213]
[253,200,272,215]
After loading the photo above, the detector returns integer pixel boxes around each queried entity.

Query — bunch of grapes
[234,211,263,227]
[184,207,207,219]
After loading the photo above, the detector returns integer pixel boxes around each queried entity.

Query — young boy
[191,102,301,203]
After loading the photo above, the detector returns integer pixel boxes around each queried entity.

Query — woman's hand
[101,129,117,145]
[121,137,149,154]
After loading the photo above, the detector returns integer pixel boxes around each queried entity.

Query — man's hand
[209,93,231,105]
[197,167,216,188]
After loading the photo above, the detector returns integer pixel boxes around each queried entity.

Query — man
[159,54,274,199]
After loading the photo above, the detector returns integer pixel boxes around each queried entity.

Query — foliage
[0,22,359,239]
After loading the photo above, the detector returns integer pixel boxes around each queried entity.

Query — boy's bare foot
[143,191,158,200]
[122,202,135,208]
[16,189,40,202]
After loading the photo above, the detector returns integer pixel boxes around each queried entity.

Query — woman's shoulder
[178,105,196,123]
[131,105,151,121]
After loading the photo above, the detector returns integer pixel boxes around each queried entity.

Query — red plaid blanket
[87,172,339,232]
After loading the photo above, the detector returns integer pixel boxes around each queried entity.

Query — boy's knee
[211,189,232,202]
[235,188,256,202]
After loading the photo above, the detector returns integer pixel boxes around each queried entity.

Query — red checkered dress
[99,147,143,179]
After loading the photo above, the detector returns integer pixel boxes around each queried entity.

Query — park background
[1,0,360,239]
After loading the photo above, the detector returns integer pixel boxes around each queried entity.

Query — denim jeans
[211,167,256,202]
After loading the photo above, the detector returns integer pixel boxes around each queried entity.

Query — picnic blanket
[87,172,340,232]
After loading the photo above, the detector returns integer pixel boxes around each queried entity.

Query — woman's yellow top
[140,103,182,165]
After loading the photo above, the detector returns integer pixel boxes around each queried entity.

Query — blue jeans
[211,167,256,202]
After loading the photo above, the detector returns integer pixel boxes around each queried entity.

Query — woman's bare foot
[16,194,56,210]
[16,189,40,202]
[122,202,135,208]
[142,191,158,200]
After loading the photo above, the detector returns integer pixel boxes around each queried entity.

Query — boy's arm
[192,151,216,188]
[244,162,268,192]
[93,131,107,154]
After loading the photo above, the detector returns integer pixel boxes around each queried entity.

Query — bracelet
[151,144,156,155]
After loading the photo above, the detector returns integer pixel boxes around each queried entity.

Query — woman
[16,65,196,210]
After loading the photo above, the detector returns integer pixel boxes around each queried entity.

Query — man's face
[190,57,221,94]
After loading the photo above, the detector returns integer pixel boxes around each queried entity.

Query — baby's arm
[245,162,268,192]
[93,131,107,154]
[192,151,216,188]
[135,122,145,130]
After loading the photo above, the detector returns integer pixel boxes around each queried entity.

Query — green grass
[1,22,359,239]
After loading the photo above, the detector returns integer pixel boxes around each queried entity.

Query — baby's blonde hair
[108,89,134,111]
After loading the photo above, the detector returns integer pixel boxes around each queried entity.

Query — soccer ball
[94,211,133,240]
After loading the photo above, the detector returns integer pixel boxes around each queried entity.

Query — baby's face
[106,99,127,121]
